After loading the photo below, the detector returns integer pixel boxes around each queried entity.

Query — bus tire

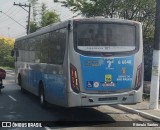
[18,74,22,86]
[39,83,47,108]
[18,75,25,93]
[21,86,26,93]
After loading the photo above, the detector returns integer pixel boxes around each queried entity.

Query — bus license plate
[102,82,115,87]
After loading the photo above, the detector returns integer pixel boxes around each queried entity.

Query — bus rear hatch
[80,56,134,92]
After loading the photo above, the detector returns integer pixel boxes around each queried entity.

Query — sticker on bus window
[86,81,93,88]
[102,82,115,87]
[94,82,99,88]
[121,67,126,75]
[105,75,112,82]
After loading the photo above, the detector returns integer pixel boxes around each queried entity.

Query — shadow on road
[0,72,120,127]
[18,89,116,127]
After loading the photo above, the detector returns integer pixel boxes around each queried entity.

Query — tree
[0,37,15,67]
[29,21,39,33]
[28,0,39,22]
[56,0,156,38]
[41,2,47,17]
[40,3,60,27]
[41,11,60,27]
[29,2,60,32]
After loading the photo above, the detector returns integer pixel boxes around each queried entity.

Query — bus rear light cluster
[135,63,143,90]
[70,64,80,93]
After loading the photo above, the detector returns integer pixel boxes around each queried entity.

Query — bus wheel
[18,75,25,93]
[39,84,47,108]
[21,86,26,93]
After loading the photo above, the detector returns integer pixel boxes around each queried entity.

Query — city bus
[12,18,143,107]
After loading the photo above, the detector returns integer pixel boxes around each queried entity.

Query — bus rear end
[67,18,143,107]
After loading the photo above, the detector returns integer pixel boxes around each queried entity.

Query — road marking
[45,127,52,130]
[8,95,17,102]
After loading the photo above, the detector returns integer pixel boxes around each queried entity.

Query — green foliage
[30,21,39,33]
[41,2,47,16]
[0,66,14,70]
[0,37,15,67]
[41,11,60,27]
[28,0,39,21]
[29,2,60,33]
[56,0,156,39]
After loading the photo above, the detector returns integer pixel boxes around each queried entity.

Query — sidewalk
[114,81,160,122]
[115,100,160,122]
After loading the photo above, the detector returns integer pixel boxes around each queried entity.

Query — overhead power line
[0,18,26,29]
[0,11,26,29]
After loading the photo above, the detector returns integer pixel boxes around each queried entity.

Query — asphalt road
[0,70,155,130]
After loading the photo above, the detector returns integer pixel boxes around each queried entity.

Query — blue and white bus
[13,18,143,107]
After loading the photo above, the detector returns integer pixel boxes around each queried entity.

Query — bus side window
[13,47,19,58]
[11,49,14,57]
[16,50,19,57]
[14,48,19,62]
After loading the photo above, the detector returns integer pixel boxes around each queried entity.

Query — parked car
[0,69,6,93]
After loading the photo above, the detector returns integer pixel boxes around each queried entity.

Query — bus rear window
[75,23,136,52]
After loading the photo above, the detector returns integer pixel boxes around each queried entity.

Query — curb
[113,104,160,122]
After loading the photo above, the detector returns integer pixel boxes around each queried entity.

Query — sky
[0,0,79,38]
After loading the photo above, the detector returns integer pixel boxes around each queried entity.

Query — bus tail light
[134,63,143,90]
[70,64,80,93]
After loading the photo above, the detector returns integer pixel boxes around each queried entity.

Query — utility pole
[149,0,160,109]
[13,2,31,34]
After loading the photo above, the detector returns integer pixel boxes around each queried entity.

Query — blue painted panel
[44,74,65,100]
[28,70,65,103]
[80,55,134,91]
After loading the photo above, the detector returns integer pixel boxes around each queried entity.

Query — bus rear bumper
[68,87,142,107]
